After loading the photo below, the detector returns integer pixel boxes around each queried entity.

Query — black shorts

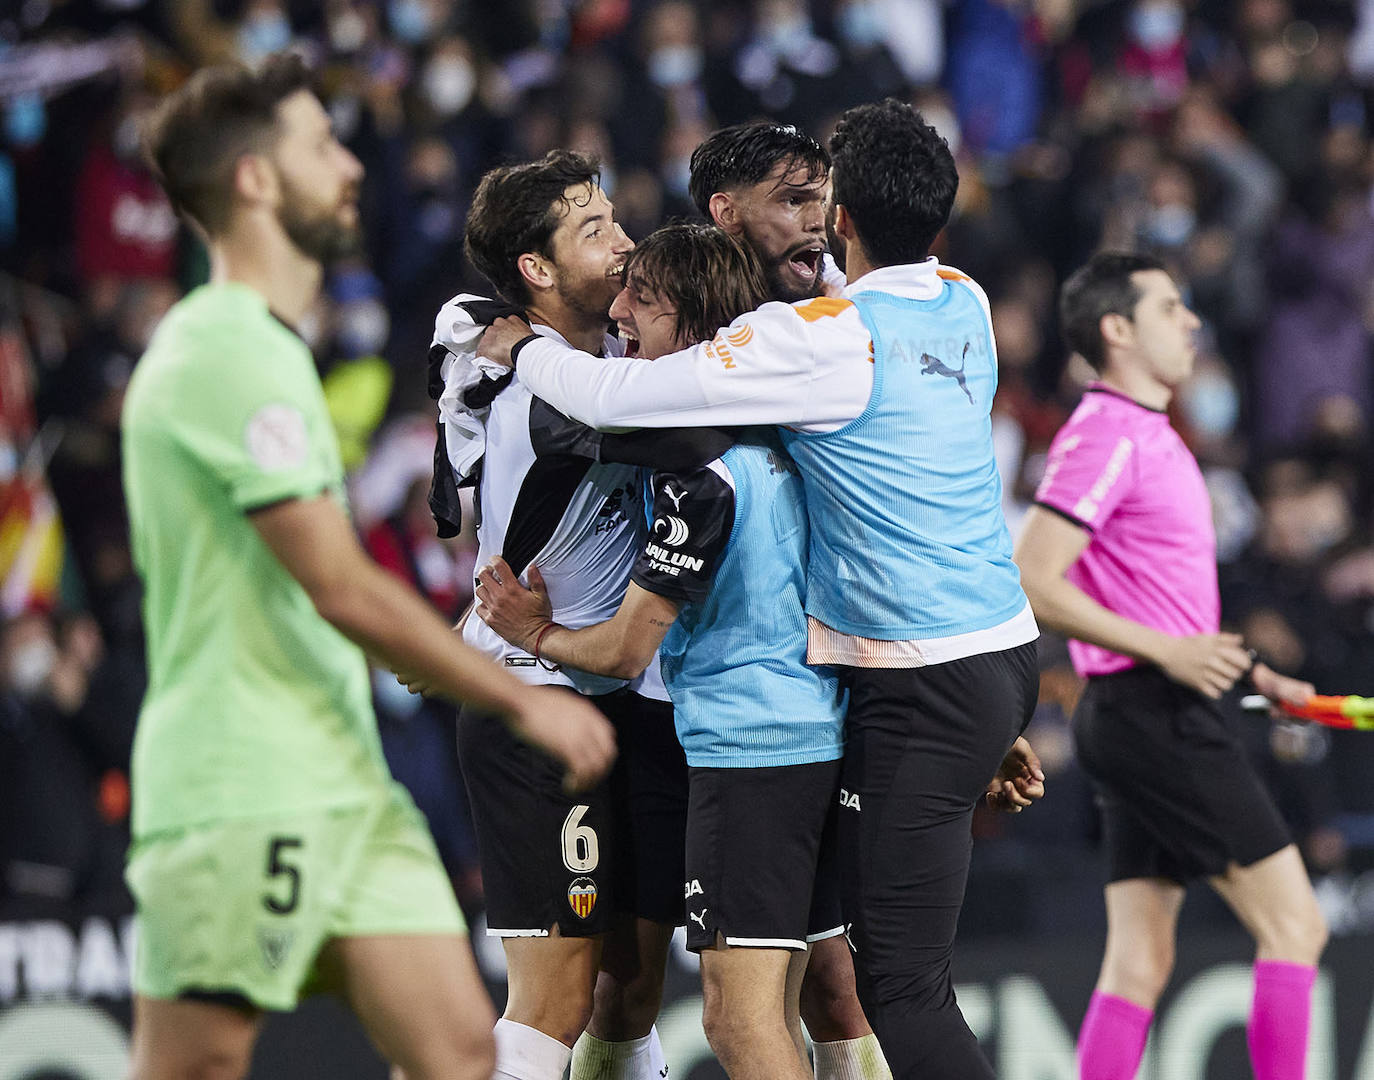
[683,758,842,952]
[458,688,686,937]
[807,793,845,943]
[610,694,689,926]
[1073,666,1292,883]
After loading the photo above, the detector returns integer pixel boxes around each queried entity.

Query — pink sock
[1248,960,1317,1080]
[1077,990,1153,1080]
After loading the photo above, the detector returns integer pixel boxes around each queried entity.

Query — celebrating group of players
[119,48,1328,1080]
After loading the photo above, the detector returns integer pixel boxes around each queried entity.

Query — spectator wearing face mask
[0,610,131,907]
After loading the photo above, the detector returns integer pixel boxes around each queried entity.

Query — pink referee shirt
[1034,384,1219,677]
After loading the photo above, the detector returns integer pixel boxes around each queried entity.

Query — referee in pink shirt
[1014,252,1327,1080]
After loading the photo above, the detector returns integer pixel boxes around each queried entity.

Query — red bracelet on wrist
[533,622,560,672]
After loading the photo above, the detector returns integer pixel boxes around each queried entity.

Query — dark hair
[1059,251,1168,371]
[688,121,829,220]
[463,150,602,306]
[624,224,770,347]
[828,99,957,267]
[143,52,314,237]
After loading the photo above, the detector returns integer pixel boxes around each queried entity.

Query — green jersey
[122,282,390,838]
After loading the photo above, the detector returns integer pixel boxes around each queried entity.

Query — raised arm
[478,301,844,430]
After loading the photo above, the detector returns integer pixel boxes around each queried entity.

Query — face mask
[329,95,362,143]
[648,45,704,88]
[0,157,14,247]
[839,3,886,48]
[296,307,326,353]
[1129,2,1184,51]
[329,9,368,53]
[423,57,476,117]
[337,298,390,357]
[1181,369,1239,438]
[662,156,692,198]
[372,667,423,718]
[1143,203,1195,247]
[5,95,46,148]
[921,102,962,158]
[762,14,812,55]
[238,12,293,63]
[8,638,55,698]
[113,114,142,162]
[388,0,437,45]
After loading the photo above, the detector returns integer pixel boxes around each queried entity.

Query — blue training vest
[781,285,1027,640]
[661,431,845,768]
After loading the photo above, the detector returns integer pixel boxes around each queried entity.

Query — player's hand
[1156,632,1252,699]
[393,669,435,696]
[509,684,617,792]
[474,557,554,651]
[985,735,1046,812]
[477,316,536,370]
[1250,661,1315,718]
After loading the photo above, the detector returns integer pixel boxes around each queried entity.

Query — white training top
[514,260,1036,667]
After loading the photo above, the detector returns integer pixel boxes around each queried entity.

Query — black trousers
[838,641,1039,1080]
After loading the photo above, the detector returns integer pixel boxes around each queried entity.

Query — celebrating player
[123,54,614,1080]
[448,151,711,1080]
[687,119,889,1080]
[1013,252,1327,1080]
[476,222,846,1080]
[479,100,1043,1080]
[688,121,834,303]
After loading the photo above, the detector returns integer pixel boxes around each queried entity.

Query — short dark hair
[624,224,770,347]
[143,52,314,237]
[828,99,957,267]
[464,150,602,305]
[688,121,830,220]
[1059,251,1168,371]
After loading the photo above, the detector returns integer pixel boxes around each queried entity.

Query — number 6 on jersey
[561,804,599,872]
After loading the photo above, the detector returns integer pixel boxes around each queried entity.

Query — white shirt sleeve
[516,298,874,431]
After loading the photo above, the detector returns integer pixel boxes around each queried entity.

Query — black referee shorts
[1074,665,1291,883]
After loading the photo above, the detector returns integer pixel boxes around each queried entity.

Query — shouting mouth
[618,326,641,357]
[787,246,824,282]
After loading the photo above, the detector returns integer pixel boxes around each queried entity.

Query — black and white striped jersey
[458,325,645,695]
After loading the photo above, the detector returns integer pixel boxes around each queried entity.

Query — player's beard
[277,173,362,265]
[553,266,620,326]
[740,223,824,304]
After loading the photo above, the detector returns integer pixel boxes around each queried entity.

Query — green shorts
[126,784,464,1011]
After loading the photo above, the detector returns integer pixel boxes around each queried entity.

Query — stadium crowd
[2,0,1374,944]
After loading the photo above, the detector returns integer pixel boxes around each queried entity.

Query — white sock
[493,1018,574,1080]
[812,1034,892,1080]
[570,1028,668,1080]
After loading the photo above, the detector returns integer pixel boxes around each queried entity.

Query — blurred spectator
[73,90,177,314]
[1256,183,1374,449]
[0,610,132,907]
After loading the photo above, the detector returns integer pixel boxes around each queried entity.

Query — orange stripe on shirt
[937,268,971,282]
[792,297,854,323]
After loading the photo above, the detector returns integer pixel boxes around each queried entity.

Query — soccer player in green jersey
[121,53,615,1080]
